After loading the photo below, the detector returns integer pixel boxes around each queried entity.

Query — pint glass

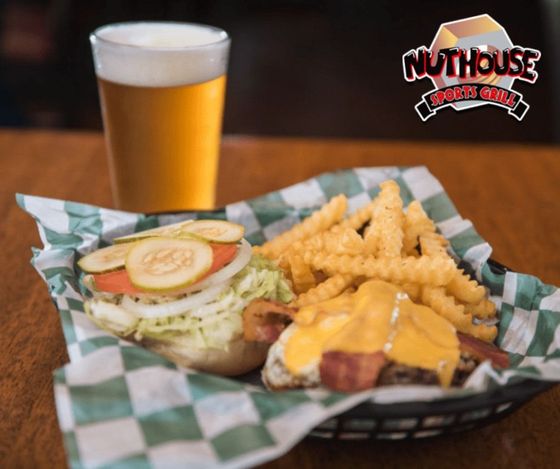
[90,22,230,212]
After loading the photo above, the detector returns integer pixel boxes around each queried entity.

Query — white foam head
[90,22,230,87]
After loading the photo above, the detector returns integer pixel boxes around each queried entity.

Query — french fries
[364,180,404,258]
[254,194,347,259]
[293,274,353,307]
[302,251,456,287]
[403,200,438,255]
[305,228,365,256]
[447,270,486,305]
[257,179,498,342]
[464,298,497,319]
[288,254,316,294]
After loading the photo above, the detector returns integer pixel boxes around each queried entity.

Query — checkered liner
[18,166,560,468]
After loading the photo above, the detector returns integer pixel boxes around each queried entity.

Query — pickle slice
[126,237,212,292]
[113,221,194,244]
[78,243,131,274]
[180,220,245,244]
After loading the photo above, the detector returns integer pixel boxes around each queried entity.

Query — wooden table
[2,130,559,468]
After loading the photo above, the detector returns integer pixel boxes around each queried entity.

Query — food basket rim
[343,378,554,418]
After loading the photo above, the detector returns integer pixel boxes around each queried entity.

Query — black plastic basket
[310,378,554,440]
[309,259,556,440]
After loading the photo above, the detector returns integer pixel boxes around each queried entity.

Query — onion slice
[184,239,253,294]
[121,281,231,319]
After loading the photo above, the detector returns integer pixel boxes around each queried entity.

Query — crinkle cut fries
[254,180,497,342]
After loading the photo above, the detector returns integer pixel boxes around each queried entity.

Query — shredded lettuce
[94,255,293,350]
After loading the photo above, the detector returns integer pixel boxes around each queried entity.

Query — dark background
[0,0,558,142]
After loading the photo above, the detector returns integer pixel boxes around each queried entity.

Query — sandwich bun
[85,297,271,376]
[146,336,269,376]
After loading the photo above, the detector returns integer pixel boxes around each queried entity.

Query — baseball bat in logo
[402,14,541,121]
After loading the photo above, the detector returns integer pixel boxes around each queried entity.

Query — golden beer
[91,22,230,212]
[98,75,226,212]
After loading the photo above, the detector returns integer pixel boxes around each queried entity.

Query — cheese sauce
[283,280,460,386]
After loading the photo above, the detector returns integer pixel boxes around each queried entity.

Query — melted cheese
[284,280,460,387]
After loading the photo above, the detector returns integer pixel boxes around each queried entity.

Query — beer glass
[90,22,230,212]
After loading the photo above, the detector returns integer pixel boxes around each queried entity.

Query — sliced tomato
[93,269,141,294]
[208,243,238,273]
[92,243,238,294]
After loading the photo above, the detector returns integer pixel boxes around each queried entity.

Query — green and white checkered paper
[18,166,560,468]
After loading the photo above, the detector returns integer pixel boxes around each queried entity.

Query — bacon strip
[242,299,296,343]
[458,332,509,369]
[320,350,386,392]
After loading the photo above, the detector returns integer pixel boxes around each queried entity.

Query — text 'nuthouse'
[402,14,541,121]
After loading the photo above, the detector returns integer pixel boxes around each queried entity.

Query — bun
[86,297,270,376]
[261,324,321,390]
[145,336,269,376]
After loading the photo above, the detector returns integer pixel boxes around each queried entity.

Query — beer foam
[91,22,229,87]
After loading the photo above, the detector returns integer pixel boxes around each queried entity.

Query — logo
[402,14,541,121]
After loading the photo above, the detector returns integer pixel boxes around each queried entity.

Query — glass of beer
[90,22,230,212]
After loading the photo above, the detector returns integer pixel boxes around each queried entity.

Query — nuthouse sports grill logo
[402,14,541,121]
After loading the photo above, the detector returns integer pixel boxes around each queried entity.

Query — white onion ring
[121,281,231,319]
[184,239,252,294]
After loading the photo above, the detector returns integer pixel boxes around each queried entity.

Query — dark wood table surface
[2,129,559,468]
